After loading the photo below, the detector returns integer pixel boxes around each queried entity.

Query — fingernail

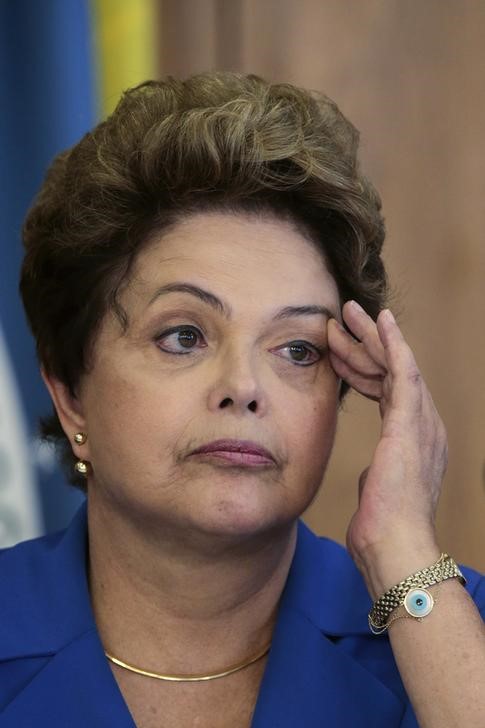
[383,309,396,324]
[349,300,365,314]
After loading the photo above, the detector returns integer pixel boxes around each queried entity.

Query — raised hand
[327,301,446,598]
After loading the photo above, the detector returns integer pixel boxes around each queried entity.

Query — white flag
[0,323,42,547]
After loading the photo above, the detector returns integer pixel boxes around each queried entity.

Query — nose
[207,344,267,417]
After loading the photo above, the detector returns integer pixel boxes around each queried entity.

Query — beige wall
[157,0,485,570]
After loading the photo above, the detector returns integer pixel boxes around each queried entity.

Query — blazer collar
[0,500,93,659]
[0,502,370,660]
[285,519,372,635]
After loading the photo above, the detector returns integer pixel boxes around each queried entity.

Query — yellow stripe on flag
[91,0,158,118]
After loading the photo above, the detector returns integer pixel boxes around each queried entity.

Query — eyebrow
[148,282,338,321]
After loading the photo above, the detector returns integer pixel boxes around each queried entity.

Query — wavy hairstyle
[20,72,387,490]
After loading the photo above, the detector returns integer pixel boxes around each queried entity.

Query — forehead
[125,211,340,313]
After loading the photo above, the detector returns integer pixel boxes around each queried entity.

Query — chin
[190,485,298,540]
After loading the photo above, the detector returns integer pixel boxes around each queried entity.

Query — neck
[86,494,298,675]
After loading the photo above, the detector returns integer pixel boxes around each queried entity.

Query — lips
[189,439,276,465]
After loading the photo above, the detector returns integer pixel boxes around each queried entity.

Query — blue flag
[0,0,97,542]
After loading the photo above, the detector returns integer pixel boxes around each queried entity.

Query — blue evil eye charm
[404,588,434,618]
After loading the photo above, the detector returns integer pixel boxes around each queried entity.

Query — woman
[1,73,484,727]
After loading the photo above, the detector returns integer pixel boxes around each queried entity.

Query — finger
[329,351,384,401]
[377,309,423,415]
[328,318,387,378]
[342,301,388,369]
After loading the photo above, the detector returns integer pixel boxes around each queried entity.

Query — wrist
[356,539,442,600]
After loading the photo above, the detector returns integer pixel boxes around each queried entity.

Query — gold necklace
[105,641,271,682]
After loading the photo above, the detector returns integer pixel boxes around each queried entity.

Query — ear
[41,368,91,461]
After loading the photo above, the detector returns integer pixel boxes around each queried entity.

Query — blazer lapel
[251,520,406,727]
[1,629,136,728]
[251,607,404,727]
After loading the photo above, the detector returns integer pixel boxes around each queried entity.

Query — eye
[272,340,323,367]
[156,325,206,355]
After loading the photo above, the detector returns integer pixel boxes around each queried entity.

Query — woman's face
[78,212,341,539]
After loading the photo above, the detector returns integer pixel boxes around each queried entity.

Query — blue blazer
[1,501,484,727]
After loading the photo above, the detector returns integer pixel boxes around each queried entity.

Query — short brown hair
[20,72,387,490]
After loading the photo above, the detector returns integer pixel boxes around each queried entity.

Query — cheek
[285,387,339,473]
[82,368,187,475]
